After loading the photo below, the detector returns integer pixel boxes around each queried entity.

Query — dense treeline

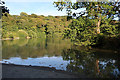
[54,1,120,50]
[2,12,120,50]
[64,17,120,49]
[2,12,71,39]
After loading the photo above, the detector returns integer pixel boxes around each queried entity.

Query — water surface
[1,38,120,78]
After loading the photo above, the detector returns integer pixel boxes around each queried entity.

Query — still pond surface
[1,38,120,78]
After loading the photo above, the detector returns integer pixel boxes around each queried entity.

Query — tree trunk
[97,18,101,34]
[95,59,100,74]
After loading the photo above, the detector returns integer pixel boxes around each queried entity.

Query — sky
[5,1,68,16]
[4,0,84,16]
[6,2,67,16]
[3,0,120,19]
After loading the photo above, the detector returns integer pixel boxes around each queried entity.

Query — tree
[0,0,9,15]
[54,0,73,20]
[0,1,8,20]
[20,12,28,17]
[30,13,38,18]
[54,0,119,34]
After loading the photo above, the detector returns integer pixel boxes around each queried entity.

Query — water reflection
[2,38,120,78]
[2,57,70,70]
[62,47,120,78]
[2,38,71,59]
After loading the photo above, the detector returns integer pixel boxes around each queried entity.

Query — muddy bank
[2,64,86,78]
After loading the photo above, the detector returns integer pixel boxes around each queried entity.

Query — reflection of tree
[2,38,71,59]
[62,48,120,78]
[62,48,97,77]
[95,59,100,75]
[94,52,120,78]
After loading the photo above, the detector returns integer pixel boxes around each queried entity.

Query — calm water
[1,38,120,78]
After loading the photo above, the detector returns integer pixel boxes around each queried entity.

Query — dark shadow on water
[62,47,120,78]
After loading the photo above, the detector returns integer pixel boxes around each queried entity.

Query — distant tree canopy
[20,12,28,17]
[2,12,71,39]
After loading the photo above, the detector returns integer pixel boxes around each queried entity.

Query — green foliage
[54,0,119,47]
[2,32,18,39]
[64,17,119,46]
[37,32,46,38]
[20,12,28,17]
[17,30,28,38]
[28,30,37,38]
[30,13,38,18]
[2,13,71,39]
[100,19,119,35]
[64,17,96,46]
[2,11,119,48]
[54,0,72,16]
[8,32,18,38]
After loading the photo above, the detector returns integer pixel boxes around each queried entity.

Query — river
[1,38,120,78]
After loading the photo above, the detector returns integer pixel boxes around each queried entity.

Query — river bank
[2,63,86,78]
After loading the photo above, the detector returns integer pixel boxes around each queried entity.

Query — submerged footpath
[2,64,86,78]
